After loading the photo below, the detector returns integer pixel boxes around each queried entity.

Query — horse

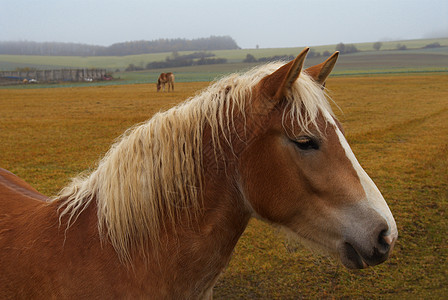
[0,48,397,299]
[157,72,175,92]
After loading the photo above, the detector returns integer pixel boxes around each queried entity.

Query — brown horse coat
[0,169,119,298]
[0,50,397,298]
[0,167,247,298]
[157,72,175,92]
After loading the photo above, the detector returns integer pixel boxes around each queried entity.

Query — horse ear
[261,47,310,101]
[305,51,339,86]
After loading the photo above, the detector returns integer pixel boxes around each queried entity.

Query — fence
[0,69,107,83]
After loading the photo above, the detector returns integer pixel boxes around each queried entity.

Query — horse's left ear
[305,51,339,86]
[261,47,310,101]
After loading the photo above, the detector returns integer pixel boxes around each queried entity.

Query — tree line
[0,36,240,56]
[243,49,325,64]
[126,52,227,71]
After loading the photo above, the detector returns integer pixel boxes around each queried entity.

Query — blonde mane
[53,62,333,261]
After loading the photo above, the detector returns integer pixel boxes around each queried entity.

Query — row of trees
[125,52,227,71]
[107,36,239,56]
[0,41,105,56]
[243,50,324,63]
[0,36,240,56]
[335,41,442,53]
[326,41,442,53]
[335,43,359,54]
[3,39,442,58]
[372,41,443,51]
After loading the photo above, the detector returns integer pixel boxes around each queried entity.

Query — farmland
[2,48,448,88]
[1,37,447,83]
[0,72,446,298]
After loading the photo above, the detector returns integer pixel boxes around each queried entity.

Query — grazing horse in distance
[0,48,397,299]
[157,72,175,92]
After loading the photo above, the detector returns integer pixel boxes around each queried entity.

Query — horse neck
[151,123,254,285]
[165,149,251,293]
[126,157,252,297]
[200,120,251,230]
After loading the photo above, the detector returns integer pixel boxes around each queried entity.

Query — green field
[117,49,448,84]
[0,73,447,298]
[1,38,447,83]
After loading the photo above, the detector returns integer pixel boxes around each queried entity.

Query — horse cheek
[239,136,307,225]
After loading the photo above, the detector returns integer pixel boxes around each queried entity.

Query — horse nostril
[382,232,395,246]
[377,229,391,252]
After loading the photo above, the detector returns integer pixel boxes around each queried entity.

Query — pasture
[0,37,447,74]
[0,74,447,298]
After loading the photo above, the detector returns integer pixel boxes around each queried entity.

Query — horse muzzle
[339,231,397,269]
[337,204,398,269]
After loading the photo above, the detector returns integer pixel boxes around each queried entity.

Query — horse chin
[279,226,340,259]
[339,242,369,269]
[280,226,372,270]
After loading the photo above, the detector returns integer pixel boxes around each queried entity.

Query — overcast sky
[1,0,447,49]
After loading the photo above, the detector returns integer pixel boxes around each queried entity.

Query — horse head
[238,48,397,269]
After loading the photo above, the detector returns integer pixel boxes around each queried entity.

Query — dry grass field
[0,74,447,298]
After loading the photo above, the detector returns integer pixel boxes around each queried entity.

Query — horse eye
[292,136,320,151]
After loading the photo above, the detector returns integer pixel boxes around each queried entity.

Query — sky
[1,0,447,49]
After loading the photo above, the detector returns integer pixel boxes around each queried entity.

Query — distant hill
[1,38,447,78]
[0,36,240,56]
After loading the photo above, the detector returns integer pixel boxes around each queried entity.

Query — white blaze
[324,112,398,240]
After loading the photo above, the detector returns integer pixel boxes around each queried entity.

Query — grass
[1,37,447,72]
[0,74,447,298]
[2,49,447,90]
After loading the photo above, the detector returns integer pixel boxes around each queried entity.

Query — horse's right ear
[261,48,310,102]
